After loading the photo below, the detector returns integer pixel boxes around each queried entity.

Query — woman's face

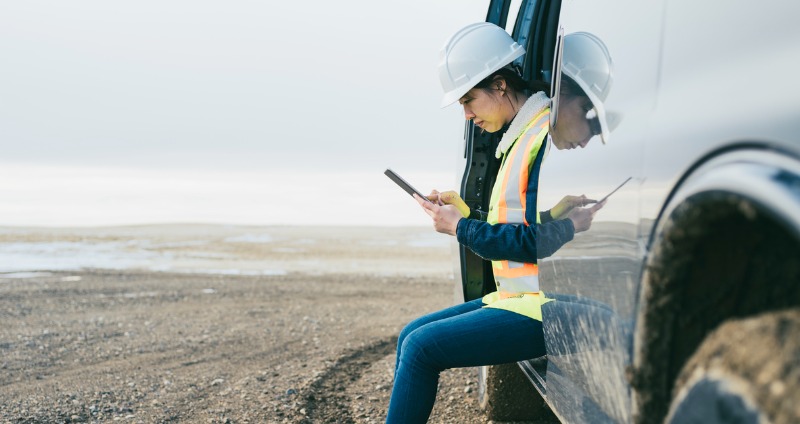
[459,87,508,133]
[550,94,594,150]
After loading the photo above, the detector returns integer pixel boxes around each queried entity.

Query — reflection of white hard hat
[438,22,525,108]
[562,32,618,143]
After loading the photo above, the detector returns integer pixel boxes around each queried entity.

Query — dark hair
[471,67,592,101]
[472,66,550,97]
[559,75,587,98]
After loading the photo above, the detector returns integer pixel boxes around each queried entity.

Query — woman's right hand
[550,195,597,220]
[415,193,462,236]
[567,200,606,233]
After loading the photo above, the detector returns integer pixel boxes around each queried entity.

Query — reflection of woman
[386,23,606,423]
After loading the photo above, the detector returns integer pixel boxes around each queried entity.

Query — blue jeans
[386,298,546,423]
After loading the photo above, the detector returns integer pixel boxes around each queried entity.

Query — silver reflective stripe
[508,260,525,270]
[506,209,524,223]
[496,275,540,293]
[503,149,525,217]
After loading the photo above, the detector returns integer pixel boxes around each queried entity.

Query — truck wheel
[666,309,800,424]
[477,363,555,421]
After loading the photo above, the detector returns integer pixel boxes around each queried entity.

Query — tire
[666,309,800,424]
[477,363,556,422]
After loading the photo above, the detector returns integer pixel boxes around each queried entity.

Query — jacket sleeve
[456,217,574,262]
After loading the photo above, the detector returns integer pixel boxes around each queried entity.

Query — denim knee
[398,327,445,374]
[396,319,423,372]
[397,320,417,351]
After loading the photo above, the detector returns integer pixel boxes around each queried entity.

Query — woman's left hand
[550,195,597,220]
[414,193,462,236]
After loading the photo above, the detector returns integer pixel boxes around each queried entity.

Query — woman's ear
[497,82,507,97]
[491,75,506,92]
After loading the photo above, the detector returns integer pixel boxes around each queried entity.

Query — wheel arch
[630,145,800,424]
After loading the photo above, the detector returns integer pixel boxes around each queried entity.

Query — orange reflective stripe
[517,132,539,225]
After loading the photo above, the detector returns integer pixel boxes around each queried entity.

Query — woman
[386,23,610,423]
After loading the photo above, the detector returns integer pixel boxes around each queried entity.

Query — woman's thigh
[402,306,545,370]
[399,298,484,342]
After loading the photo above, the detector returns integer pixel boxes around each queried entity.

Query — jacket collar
[495,91,550,158]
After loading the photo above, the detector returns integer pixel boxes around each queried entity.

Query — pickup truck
[454,1,800,423]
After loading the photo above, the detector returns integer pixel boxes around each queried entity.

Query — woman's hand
[414,193,462,236]
[550,195,597,220]
[567,200,606,233]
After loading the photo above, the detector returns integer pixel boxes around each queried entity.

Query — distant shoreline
[0,223,452,277]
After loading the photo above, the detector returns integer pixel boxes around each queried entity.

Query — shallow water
[0,224,452,278]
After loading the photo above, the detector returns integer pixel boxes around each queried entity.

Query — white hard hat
[438,22,525,108]
[561,32,618,143]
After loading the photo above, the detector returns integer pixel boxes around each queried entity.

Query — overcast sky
[1,0,491,227]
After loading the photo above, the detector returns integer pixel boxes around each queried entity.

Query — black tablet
[384,169,431,202]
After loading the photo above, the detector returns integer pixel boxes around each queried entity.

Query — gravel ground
[0,269,545,424]
[0,225,557,423]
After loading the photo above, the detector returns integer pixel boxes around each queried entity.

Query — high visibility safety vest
[482,109,553,321]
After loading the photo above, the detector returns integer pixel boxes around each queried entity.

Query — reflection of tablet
[594,176,632,204]
[384,169,431,202]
